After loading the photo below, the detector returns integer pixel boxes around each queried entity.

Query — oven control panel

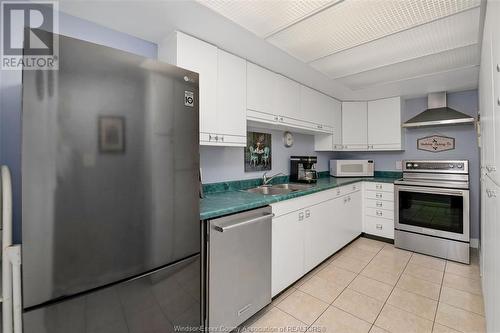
[403,160,468,173]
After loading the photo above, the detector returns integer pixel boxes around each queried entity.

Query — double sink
[246,183,313,195]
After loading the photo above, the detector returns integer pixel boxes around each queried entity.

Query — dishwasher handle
[213,213,274,232]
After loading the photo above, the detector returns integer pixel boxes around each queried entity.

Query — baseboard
[361,233,394,244]
[470,238,479,249]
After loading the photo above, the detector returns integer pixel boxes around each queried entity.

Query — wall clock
[283,131,294,148]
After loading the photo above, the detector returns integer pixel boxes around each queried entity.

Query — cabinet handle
[298,212,304,221]
[352,185,356,190]
[279,116,284,122]
[487,189,497,198]
[344,197,348,203]
[497,64,500,72]
[486,165,497,172]
[274,116,279,121]
[376,184,382,189]
[376,224,383,230]
[337,189,341,195]
[305,210,310,218]
[498,98,500,106]
[348,196,351,202]
[376,201,383,207]
[220,136,224,142]
[376,193,383,199]
[376,210,383,216]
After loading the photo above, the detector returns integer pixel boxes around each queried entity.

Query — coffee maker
[290,156,318,183]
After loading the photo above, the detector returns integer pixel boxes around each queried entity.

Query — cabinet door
[300,85,333,127]
[332,99,343,149]
[272,211,305,297]
[304,202,334,272]
[491,4,500,185]
[216,49,246,143]
[345,190,363,241]
[247,62,275,115]
[368,97,403,150]
[342,102,367,150]
[482,176,499,332]
[175,32,218,136]
[314,99,342,151]
[274,74,300,120]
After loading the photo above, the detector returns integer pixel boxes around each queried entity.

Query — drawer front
[366,207,394,220]
[365,199,394,211]
[365,182,394,192]
[365,190,394,201]
[340,182,362,196]
[364,216,394,239]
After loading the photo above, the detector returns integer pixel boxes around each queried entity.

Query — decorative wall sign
[99,116,125,153]
[245,131,272,172]
[417,135,455,153]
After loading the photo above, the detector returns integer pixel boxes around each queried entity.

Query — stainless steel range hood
[402,92,475,128]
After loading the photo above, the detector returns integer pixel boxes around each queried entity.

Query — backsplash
[200,127,336,184]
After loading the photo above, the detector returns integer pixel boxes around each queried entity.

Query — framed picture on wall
[245,131,272,172]
[98,116,125,153]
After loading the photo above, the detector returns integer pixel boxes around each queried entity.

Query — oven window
[399,191,463,233]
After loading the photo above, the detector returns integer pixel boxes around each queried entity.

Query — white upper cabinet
[247,62,335,134]
[342,102,368,150]
[314,99,342,151]
[273,74,300,120]
[159,31,246,146]
[300,85,336,130]
[216,49,247,146]
[247,62,276,115]
[367,97,404,150]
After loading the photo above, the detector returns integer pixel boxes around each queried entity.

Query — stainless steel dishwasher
[207,206,272,330]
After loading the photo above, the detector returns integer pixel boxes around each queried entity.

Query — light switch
[395,160,402,170]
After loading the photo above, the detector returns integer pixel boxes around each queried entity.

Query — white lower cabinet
[362,182,395,239]
[271,184,362,296]
[271,210,305,297]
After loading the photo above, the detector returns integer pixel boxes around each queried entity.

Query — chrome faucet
[262,172,285,186]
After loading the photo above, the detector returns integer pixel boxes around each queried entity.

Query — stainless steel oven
[394,160,470,264]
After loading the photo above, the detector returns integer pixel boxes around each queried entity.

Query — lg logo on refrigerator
[1,1,59,70]
[184,91,194,107]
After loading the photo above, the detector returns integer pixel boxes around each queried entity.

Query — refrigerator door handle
[2,165,22,333]
[213,213,274,232]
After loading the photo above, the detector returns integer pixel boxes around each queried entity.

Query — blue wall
[336,90,480,239]
[0,12,157,242]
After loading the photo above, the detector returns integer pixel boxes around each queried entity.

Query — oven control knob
[458,164,463,168]
[414,163,419,168]
[449,164,455,168]
[406,163,413,168]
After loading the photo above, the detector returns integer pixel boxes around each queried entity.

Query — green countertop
[200,174,400,220]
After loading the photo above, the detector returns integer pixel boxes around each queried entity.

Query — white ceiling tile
[352,66,479,100]
[337,43,479,90]
[196,0,337,37]
[267,0,481,62]
[310,7,480,79]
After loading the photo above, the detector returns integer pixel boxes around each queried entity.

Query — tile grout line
[306,239,388,331]
[370,249,415,329]
[431,259,447,332]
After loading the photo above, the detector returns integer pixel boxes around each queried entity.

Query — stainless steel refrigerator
[21,32,201,333]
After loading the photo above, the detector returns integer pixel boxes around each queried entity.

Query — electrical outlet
[395,160,402,170]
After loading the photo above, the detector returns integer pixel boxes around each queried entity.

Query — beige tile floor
[244,237,485,333]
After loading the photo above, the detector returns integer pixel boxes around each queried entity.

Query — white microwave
[330,160,374,177]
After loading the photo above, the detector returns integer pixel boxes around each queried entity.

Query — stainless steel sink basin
[245,183,313,195]
[273,183,313,191]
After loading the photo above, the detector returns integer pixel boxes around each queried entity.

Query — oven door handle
[395,185,465,196]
